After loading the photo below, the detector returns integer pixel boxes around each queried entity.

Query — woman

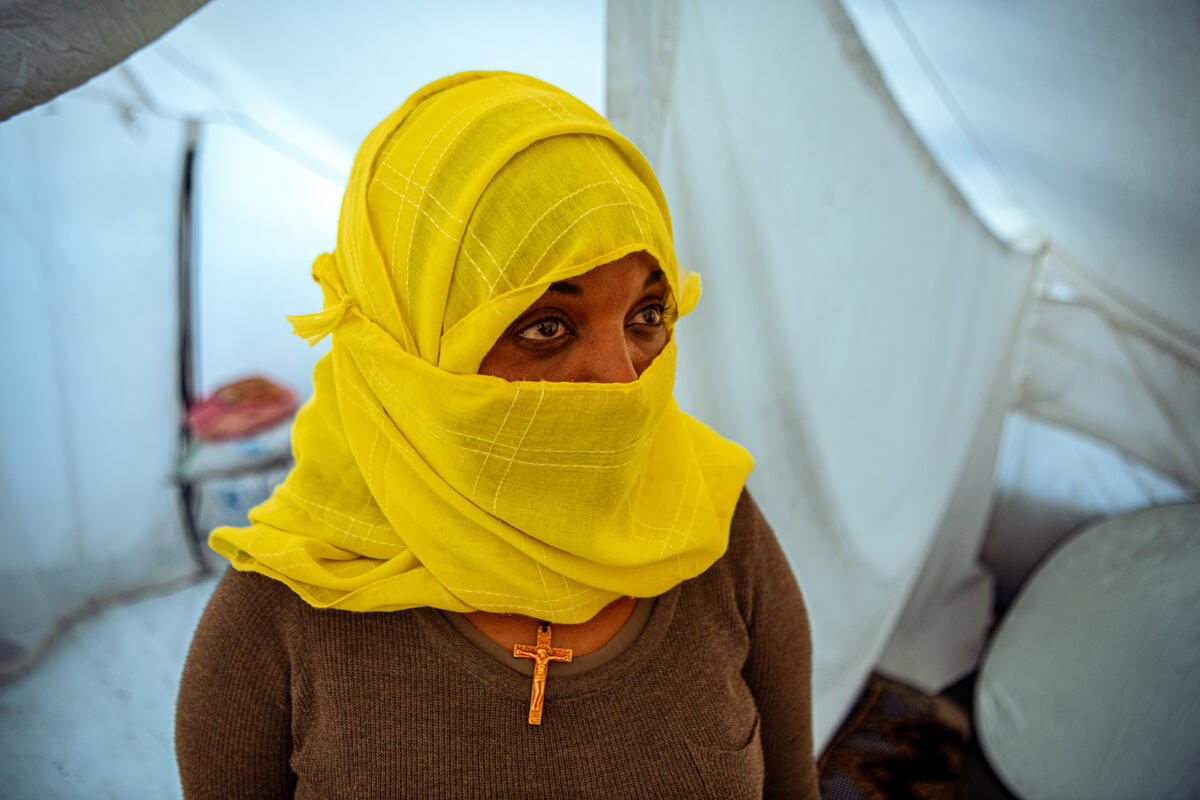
[176,71,818,799]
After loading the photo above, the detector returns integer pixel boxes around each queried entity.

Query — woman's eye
[515,317,568,342]
[633,304,665,326]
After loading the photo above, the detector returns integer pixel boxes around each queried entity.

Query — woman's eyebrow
[545,268,666,296]
[545,280,582,296]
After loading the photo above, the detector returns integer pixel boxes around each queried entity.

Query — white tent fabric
[0,98,195,672]
[608,0,1033,748]
[0,65,343,673]
[1019,249,1200,490]
[839,0,1200,347]
[838,0,1200,616]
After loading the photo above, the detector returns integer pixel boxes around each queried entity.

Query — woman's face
[479,251,673,383]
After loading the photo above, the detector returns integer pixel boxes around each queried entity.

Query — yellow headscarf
[209,72,754,622]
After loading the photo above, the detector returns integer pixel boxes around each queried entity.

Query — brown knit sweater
[176,491,819,799]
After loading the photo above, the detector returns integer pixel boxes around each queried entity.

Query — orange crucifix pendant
[513,621,573,725]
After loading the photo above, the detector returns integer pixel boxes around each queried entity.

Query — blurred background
[1,1,1197,797]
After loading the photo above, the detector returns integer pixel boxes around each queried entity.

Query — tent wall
[608,0,1033,748]
[193,123,339,397]
[839,0,1200,348]
[832,0,1200,603]
[0,98,195,671]
[0,65,342,676]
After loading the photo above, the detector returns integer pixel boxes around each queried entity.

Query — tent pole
[176,118,210,574]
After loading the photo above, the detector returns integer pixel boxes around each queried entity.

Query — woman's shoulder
[710,487,803,618]
[198,566,309,639]
[726,487,782,570]
[210,565,299,606]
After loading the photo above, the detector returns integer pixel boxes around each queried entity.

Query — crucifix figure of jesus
[513,621,573,725]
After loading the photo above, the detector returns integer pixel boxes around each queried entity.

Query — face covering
[209,71,754,622]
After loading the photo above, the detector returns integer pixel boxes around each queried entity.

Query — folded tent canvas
[1,0,1196,775]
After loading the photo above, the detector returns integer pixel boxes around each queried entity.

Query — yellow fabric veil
[209,72,754,622]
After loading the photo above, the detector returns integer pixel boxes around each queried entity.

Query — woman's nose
[576,329,639,383]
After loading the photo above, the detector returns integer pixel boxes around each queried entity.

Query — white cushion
[976,503,1200,799]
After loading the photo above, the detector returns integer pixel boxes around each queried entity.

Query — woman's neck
[464,596,638,656]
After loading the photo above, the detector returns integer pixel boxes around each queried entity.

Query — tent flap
[0,0,208,121]
[1019,249,1200,490]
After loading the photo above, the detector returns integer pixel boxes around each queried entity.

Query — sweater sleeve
[175,568,297,799]
[734,491,820,800]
